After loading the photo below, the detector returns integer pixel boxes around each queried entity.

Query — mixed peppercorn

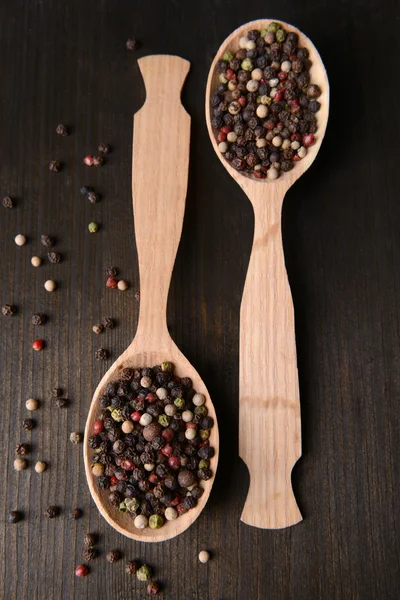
[88,362,214,530]
[211,22,322,180]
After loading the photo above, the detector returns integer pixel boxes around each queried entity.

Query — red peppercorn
[237,95,247,107]
[170,496,181,506]
[226,68,235,80]
[148,472,159,484]
[264,119,275,131]
[217,132,226,142]
[120,459,135,470]
[254,170,266,179]
[32,339,44,351]
[274,89,285,102]
[186,422,197,430]
[75,564,89,577]
[303,133,315,147]
[161,443,173,457]
[220,125,231,134]
[290,133,302,141]
[145,393,157,403]
[131,411,142,422]
[177,503,188,515]
[199,440,209,448]
[110,476,119,486]
[293,155,301,161]
[106,277,118,288]
[168,456,180,470]
[83,155,93,166]
[275,122,284,132]
[162,428,174,442]
[278,71,287,80]
[93,419,104,434]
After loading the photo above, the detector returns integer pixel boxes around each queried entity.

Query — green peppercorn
[125,497,140,513]
[119,500,128,512]
[111,409,124,422]
[199,429,210,441]
[158,414,170,427]
[88,222,99,233]
[174,397,185,410]
[161,361,173,372]
[275,28,286,42]
[223,51,234,62]
[149,514,164,529]
[260,28,268,37]
[198,459,209,469]
[136,564,153,581]
[241,58,253,71]
[267,22,280,32]
[194,405,208,417]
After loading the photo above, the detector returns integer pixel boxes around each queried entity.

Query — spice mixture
[88,362,214,530]
[211,22,322,180]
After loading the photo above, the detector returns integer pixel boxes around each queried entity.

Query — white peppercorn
[44,280,57,292]
[281,60,292,72]
[218,142,228,153]
[165,404,177,417]
[256,105,268,118]
[298,146,307,158]
[246,79,259,93]
[272,135,282,147]
[26,398,39,411]
[14,234,27,246]
[69,432,82,444]
[282,139,291,150]
[134,514,148,529]
[245,39,256,50]
[144,463,155,472]
[251,68,263,81]
[139,413,153,427]
[239,36,249,49]
[35,461,47,473]
[267,167,279,180]
[182,410,193,423]
[291,140,300,150]
[199,550,210,564]
[192,393,205,406]
[165,507,178,521]
[185,428,196,441]
[156,387,168,400]
[117,280,128,291]
[31,256,42,267]
[14,458,27,471]
[140,376,152,388]
[121,420,134,434]
[227,132,237,143]
[269,78,279,87]
[256,138,267,148]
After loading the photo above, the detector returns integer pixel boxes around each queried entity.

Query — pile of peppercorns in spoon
[211,21,322,180]
[88,362,215,530]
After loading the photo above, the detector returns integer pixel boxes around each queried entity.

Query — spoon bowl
[84,55,219,542]
[206,20,329,529]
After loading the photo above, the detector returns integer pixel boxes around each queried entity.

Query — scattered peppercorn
[14,234,27,246]
[84,533,96,548]
[54,397,67,408]
[118,280,128,291]
[45,505,59,518]
[87,191,99,204]
[83,155,93,166]
[80,186,91,196]
[83,548,97,561]
[41,235,54,247]
[48,252,61,264]
[125,560,139,575]
[14,458,27,471]
[26,398,39,411]
[88,222,99,233]
[35,461,47,473]
[15,443,29,456]
[32,313,46,325]
[49,160,61,172]
[102,317,114,330]
[7,510,22,523]
[44,279,57,292]
[56,124,68,136]
[51,387,61,397]
[98,143,111,154]
[106,550,120,563]
[135,291,140,302]
[71,508,82,520]
[2,196,13,208]
[2,304,16,317]
[92,323,103,334]
[22,418,33,431]
[75,564,88,577]
[31,256,42,267]
[95,348,109,360]
[106,277,118,288]
[136,564,152,581]
[126,38,140,51]
[199,550,210,563]
[92,156,104,167]
[147,581,161,595]
[32,339,44,351]
[105,266,117,277]
[70,432,82,444]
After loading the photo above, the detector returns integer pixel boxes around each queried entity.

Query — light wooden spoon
[206,20,329,529]
[84,55,219,542]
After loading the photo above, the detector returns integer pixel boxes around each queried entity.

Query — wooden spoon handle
[132,55,190,345]
[239,190,302,529]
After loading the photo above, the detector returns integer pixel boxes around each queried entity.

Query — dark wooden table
[1,1,399,598]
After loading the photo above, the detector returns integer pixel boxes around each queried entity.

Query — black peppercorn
[32,313,46,325]
[183,495,197,510]
[56,124,68,136]
[95,348,109,361]
[7,510,22,523]
[83,548,97,561]
[2,196,13,208]
[41,235,54,248]
[125,560,139,575]
[45,505,59,518]
[105,266,117,278]
[71,508,82,520]
[126,38,140,51]
[198,445,214,460]
[55,397,67,408]
[48,252,61,264]
[98,143,111,154]
[15,443,29,456]
[87,191,99,204]
[190,485,204,499]
[98,476,110,490]
[84,533,96,548]
[102,317,114,330]
[106,550,121,563]
[22,418,33,431]
[198,467,213,481]
[48,160,61,172]
[2,304,16,317]
[92,156,104,167]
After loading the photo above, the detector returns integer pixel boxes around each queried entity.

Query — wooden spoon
[84,55,219,542]
[206,20,329,529]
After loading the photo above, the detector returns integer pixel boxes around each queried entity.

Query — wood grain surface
[1,1,399,599]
